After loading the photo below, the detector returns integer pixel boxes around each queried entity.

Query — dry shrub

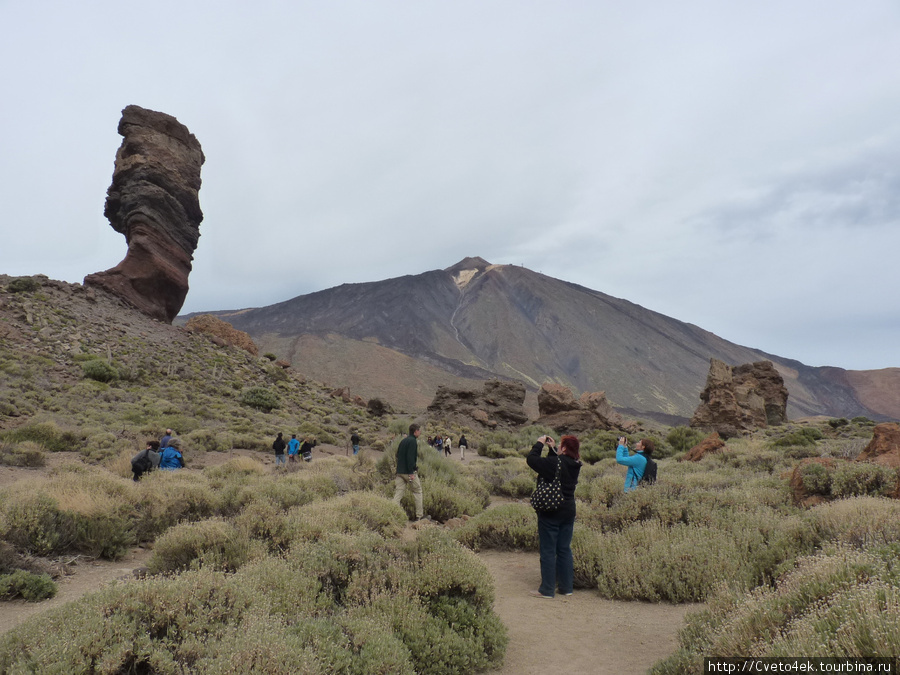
[0,441,46,467]
[810,496,900,548]
[284,492,407,546]
[453,503,538,552]
[148,518,258,574]
[652,546,900,673]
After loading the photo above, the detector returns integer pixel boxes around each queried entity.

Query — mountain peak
[444,257,492,274]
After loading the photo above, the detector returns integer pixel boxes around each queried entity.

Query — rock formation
[330,387,367,407]
[856,423,900,469]
[532,383,635,433]
[427,380,528,429]
[184,315,257,356]
[680,432,726,462]
[690,359,788,437]
[84,105,205,323]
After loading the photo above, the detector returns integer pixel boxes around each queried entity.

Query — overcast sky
[2,1,899,370]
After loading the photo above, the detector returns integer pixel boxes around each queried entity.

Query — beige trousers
[393,473,423,519]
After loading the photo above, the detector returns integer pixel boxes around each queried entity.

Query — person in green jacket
[393,423,424,520]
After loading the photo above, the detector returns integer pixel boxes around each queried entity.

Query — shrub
[770,427,824,448]
[0,441,45,467]
[263,353,277,361]
[831,463,898,498]
[472,458,535,498]
[0,492,75,556]
[666,426,706,454]
[7,277,40,293]
[81,359,118,382]
[0,421,81,453]
[239,386,279,412]
[454,503,538,552]
[651,546,900,672]
[811,497,900,548]
[148,518,256,574]
[0,570,57,601]
[828,418,850,429]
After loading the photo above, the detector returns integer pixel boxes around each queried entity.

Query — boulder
[681,432,726,462]
[690,359,788,437]
[184,314,258,356]
[533,383,634,433]
[84,105,205,323]
[367,398,393,416]
[427,380,527,428]
[856,423,900,469]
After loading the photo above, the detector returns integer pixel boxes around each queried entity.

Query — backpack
[132,449,152,472]
[638,455,657,485]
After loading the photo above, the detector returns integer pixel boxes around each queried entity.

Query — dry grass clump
[470,457,535,498]
[810,496,900,548]
[0,440,46,467]
[0,530,506,674]
[148,517,261,574]
[652,546,900,673]
[453,503,539,552]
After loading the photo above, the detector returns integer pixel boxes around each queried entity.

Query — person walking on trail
[433,435,443,454]
[393,423,424,520]
[300,437,316,462]
[350,431,360,455]
[159,438,185,470]
[443,436,452,457]
[616,437,654,492]
[159,428,173,449]
[273,432,287,468]
[287,434,300,463]
[131,441,160,481]
[458,434,468,460]
[527,434,582,599]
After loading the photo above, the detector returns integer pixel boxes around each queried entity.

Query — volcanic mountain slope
[202,257,896,421]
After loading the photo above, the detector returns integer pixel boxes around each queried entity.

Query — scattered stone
[533,383,636,433]
[427,380,528,428]
[680,432,726,462]
[856,423,900,469]
[184,314,258,356]
[367,398,393,416]
[84,105,205,323]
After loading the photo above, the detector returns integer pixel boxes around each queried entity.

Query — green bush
[81,359,118,382]
[454,503,539,552]
[148,518,256,574]
[770,427,824,448]
[828,418,850,429]
[0,493,75,556]
[0,421,81,453]
[0,570,57,601]
[666,426,706,454]
[0,441,46,467]
[7,277,40,293]
[651,547,900,673]
[239,386,280,412]
[831,463,898,498]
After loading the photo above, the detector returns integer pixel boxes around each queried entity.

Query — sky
[2,1,899,371]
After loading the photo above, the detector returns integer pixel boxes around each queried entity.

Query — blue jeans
[537,511,575,597]
[275,454,286,466]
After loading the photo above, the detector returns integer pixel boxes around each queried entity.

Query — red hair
[559,435,580,461]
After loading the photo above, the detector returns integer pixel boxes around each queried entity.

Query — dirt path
[0,546,153,635]
[480,550,697,675]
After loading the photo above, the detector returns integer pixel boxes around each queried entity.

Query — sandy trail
[480,550,696,675]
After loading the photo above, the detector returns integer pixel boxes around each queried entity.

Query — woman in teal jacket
[615,437,653,492]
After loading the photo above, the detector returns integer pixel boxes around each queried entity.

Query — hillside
[192,257,897,421]
[0,274,388,451]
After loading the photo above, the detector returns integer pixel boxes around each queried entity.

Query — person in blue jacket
[159,437,185,470]
[287,434,300,463]
[616,436,653,492]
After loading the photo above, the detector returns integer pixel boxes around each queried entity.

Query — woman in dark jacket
[526,434,582,599]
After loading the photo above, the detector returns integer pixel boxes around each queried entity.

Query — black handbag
[530,456,564,511]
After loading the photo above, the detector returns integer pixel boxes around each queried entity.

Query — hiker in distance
[272,432,287,468]
[131,440,161,481]
[527,434,582,599]
[393,423,425,521]
[616,436,655,492]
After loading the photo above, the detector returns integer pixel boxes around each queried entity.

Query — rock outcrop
[681,432,726,462]
[184,315,257,356]
[427,380,528,429]
[856,423,900,469]
[84,105,205,323]
[532,383,635,433]
[690,359,788,437]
